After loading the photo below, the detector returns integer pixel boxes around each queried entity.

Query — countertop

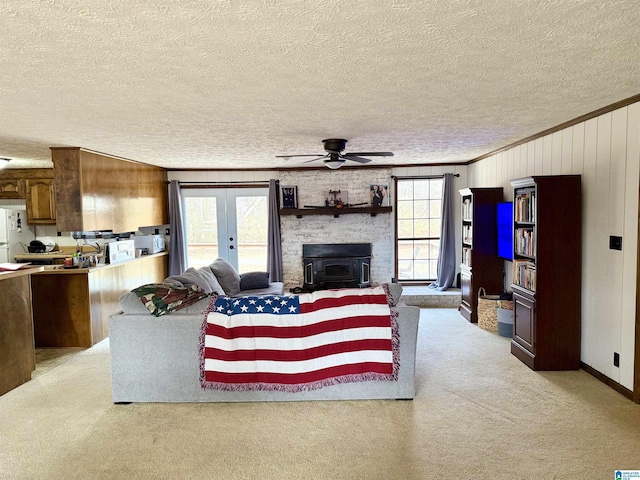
[32,252,168,275]
[14,250,100,261]
[0,266,44,280]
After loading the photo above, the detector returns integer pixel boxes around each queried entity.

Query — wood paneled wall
[469,102,640,390]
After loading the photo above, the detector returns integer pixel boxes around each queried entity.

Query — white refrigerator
[0,209,35,263]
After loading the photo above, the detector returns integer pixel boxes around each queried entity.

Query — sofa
[110,277,420,403]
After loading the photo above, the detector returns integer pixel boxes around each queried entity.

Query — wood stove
[302,243,372,291]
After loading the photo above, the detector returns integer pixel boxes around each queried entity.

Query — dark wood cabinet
[458,187,504,323]
[510,175,581,370]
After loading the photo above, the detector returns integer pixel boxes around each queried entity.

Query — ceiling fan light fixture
[0,158,10,169]
[324,153,344,169]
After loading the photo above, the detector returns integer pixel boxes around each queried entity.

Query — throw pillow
[165,267,212,293]
[197,267,226,296]
[240,271,270,291]
[209,258,241,296]
[132,283,209,317]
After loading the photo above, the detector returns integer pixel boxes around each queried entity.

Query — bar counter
[0,266,43,395]
[30,252,168,347]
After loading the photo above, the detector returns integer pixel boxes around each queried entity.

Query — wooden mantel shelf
[280,206,392,218]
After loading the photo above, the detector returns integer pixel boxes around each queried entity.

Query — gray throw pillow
[209,258,241,296]
[197,267,226,296]
[240,271,270,291]
[165,267,212,294]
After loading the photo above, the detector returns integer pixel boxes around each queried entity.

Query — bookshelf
[458,187,504,323]
[510,175,582,370]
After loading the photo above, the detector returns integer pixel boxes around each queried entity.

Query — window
[395,178,443,282]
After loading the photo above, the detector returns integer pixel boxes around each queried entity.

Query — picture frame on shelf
[280,185,298,209]
[324,189,348,207]
[370,184,389,207]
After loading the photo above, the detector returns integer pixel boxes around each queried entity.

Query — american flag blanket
[199,285,399,392]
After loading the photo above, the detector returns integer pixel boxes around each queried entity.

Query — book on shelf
[462,198,473,221]
[462,225,473,245]
[462,247,472,267]
[514,191,536,223]
[515,228,535,257]
[513,259,536,291]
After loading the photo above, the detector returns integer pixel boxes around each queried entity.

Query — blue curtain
[267,179,283,282]
[168,180,188,276]
[429,173,456,291]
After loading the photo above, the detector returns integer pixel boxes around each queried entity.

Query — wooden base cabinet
[0,271,38,396]
[459,266,473,322]
[31,254,168,347]
[511,287,536,368]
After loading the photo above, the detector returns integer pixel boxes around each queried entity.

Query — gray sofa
[109,283,420,403]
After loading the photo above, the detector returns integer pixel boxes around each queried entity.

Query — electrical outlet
[614,352,620,367]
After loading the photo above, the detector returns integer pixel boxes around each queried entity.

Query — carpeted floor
[1,308,639,479]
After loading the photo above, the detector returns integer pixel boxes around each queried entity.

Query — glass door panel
[182,188,268,273]
[228,191,268,273]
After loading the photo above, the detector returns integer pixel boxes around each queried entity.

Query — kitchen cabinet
[0,169,57,226]
[0,267,43,396]
[0,178,25,198]
[25,178,56,224]
[31,253,168,347]
[51,147,168,233]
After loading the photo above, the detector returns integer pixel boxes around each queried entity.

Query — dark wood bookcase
[458,187,504,323]
[510,175,582,370]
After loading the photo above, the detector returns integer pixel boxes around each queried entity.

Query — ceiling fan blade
[303,154,328,164]
[346,151,394,157]
[275,154,325,159]
[342,155,372,164]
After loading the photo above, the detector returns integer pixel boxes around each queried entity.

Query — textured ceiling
[1,0,639,170]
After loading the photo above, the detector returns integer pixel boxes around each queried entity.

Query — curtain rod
[166,180,274,185]
[391,174,459,179]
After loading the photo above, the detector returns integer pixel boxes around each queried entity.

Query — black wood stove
[302,243,372,291]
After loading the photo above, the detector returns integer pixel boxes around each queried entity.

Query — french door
[182,187,268,273]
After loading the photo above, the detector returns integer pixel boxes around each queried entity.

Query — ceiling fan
[276,138,394,169]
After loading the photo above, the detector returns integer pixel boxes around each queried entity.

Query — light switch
[609,236,622,251]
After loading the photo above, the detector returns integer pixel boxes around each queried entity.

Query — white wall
[468,102,640,390]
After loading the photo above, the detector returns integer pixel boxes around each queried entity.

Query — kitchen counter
[31,251,168,274]
[14,247,103,265]
[14,252,72,262]
[30,252,168,347]
[0,265,44,280]
[0,266,43,396]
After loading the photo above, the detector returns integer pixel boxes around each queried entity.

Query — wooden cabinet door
[0,178,25,198]
[513,291,535,354]
[459,267,473,322]
[25,178,56,224]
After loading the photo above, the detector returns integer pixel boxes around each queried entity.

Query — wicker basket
[477,287,500,332]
